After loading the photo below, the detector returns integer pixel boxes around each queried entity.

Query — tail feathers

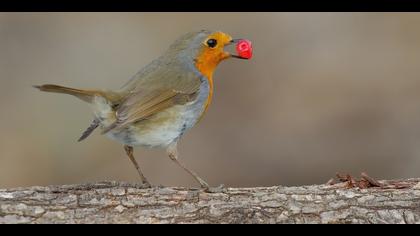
[35,84,121,140]
[78,119,100,142]
[34,84,104,103]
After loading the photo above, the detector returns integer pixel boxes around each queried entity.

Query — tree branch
[1,180,420,223]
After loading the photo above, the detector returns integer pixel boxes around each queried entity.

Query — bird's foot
[143,182,153,188]
[136,181,152,189]
[203,184,226,193]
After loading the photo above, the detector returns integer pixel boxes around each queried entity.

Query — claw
[204,184,226,193]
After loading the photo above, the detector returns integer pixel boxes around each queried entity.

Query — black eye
[206,39,217,48]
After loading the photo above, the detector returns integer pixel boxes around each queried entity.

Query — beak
[225,39,252,60]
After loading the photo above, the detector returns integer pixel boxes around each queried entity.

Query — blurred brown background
[1,13,420,188]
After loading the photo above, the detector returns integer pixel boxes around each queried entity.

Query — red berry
[236,39,253,59]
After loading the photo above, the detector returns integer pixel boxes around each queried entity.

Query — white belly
[106,103,201,148]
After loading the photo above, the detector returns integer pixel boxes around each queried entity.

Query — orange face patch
[194,32,233,79]
[194,32,233,117]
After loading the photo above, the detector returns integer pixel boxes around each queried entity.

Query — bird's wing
[102,65,203,134]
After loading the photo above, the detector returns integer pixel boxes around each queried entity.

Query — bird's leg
[167,142,210,189]
[124,145,152,188]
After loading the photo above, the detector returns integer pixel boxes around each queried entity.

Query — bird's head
[166,30,253,78]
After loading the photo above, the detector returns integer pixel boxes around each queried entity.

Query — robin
[34,30,252,189]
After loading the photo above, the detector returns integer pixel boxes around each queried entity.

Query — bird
[34,30,253,189]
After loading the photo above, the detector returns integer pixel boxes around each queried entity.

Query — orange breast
[194,55,217,117]
[194,44,231,121]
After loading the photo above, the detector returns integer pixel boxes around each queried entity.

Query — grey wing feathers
[101,64,203,134]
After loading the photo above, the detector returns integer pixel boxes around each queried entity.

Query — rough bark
[1,180,420,224]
